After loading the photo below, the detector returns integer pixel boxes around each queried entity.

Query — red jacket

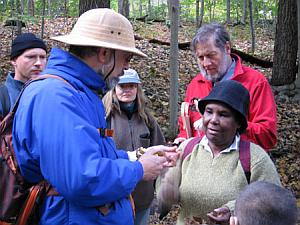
[178,54,277,151]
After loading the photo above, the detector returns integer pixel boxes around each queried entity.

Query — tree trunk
[148,0,152,19]
[139,0,142,17]
[169,0,179,139]
[20,0,24,15]
[212,0,216,20]
[16,0,22,35]
[41,0,45,39]
[79,0,110,16]
[248,0,255,53]
[241,0,247,24]
[226,0,231,24]
[27,0,34,16]
[199,0,204,27]
[297,0,300,89]
[208,0,212,21]
[47,0,51,16]
[271,0,298,86]
[64,0,68,23]
[131,0,134,15]
[195,0,199,26]
[235,0,238,23]
[118,0,129,17]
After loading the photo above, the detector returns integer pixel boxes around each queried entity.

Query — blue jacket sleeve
[13,80,143,207]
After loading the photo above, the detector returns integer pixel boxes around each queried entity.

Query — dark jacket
[107,106,165,211]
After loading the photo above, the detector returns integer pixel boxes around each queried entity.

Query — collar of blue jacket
[42,47,106,92]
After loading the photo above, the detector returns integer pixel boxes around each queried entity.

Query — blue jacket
[12,48,144,225]
[0,72,24,117]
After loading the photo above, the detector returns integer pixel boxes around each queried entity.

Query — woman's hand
[146,145,180,167]
[207,206,231,225]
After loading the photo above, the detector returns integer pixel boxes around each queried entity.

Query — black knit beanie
[10,33,47,59]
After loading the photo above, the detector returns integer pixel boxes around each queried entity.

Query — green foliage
[0,0,278,24]
[151,3,168,20]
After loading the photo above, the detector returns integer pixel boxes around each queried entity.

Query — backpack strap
[182,136,202,160]
[0,84,11,118]
[239,139,251,184]
[182,135,251,184]
[181,102,192,138]
[10,74,74,116]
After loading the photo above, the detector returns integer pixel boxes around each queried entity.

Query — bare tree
[241,0,247,24]
[64,0,68,23]
[41,0,46,38]
[271,0,297,85]
[79,0,110,16]
[47,0,51,16]
[169,0,179,138]
[235,0,239,23]
[195,0,204,27]
[248,0,255,52]
[226,0,231,24]
[27,0,34,16]
[20,0,24,15]
[212,0,216,21]
[199,0,204,27]
[118,0,129,17]
[139,0,143,17]
[148,0,152,19]
[298,0,300,84]
[15,0,22,35]
[196,0,199,25]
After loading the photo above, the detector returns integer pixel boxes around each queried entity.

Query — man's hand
[138,145,178,180]
[152,145,179,167]
[207,207,231,225]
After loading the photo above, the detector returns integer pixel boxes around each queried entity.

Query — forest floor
[0,18,299,224]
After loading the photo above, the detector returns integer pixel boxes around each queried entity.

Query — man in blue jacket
[12,8,177,225]
[0,33,47,118]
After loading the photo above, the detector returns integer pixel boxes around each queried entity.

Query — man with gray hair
[231,181,298,225]
[12,8,178,225]
[175,23,277,151]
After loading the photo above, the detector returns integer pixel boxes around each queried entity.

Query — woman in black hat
[156,80,281,225]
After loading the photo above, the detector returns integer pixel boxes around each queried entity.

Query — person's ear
[97,48,112,64]
[10,60,17,67]
[229,216,239,225]
[225,41,231,54]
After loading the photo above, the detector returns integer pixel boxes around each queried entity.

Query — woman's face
[115,83,138,103]
[202,102,241,148]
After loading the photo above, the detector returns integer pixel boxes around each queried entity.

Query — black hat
[10,33,47,59]
[198,80,250,133]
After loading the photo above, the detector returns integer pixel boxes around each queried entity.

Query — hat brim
[198,99,248,132]
[118,79,141,84]
[51,35,147,58]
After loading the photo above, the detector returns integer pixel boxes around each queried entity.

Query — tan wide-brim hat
[51,8,147,57]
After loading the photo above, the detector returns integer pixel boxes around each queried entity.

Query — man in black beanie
[0,32,47,118]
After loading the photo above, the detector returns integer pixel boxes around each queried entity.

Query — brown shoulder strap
[11,74,73,115]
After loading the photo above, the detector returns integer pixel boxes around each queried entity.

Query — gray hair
[235,181,298,225]
[191,23,230,52]
[69,45,99,58]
